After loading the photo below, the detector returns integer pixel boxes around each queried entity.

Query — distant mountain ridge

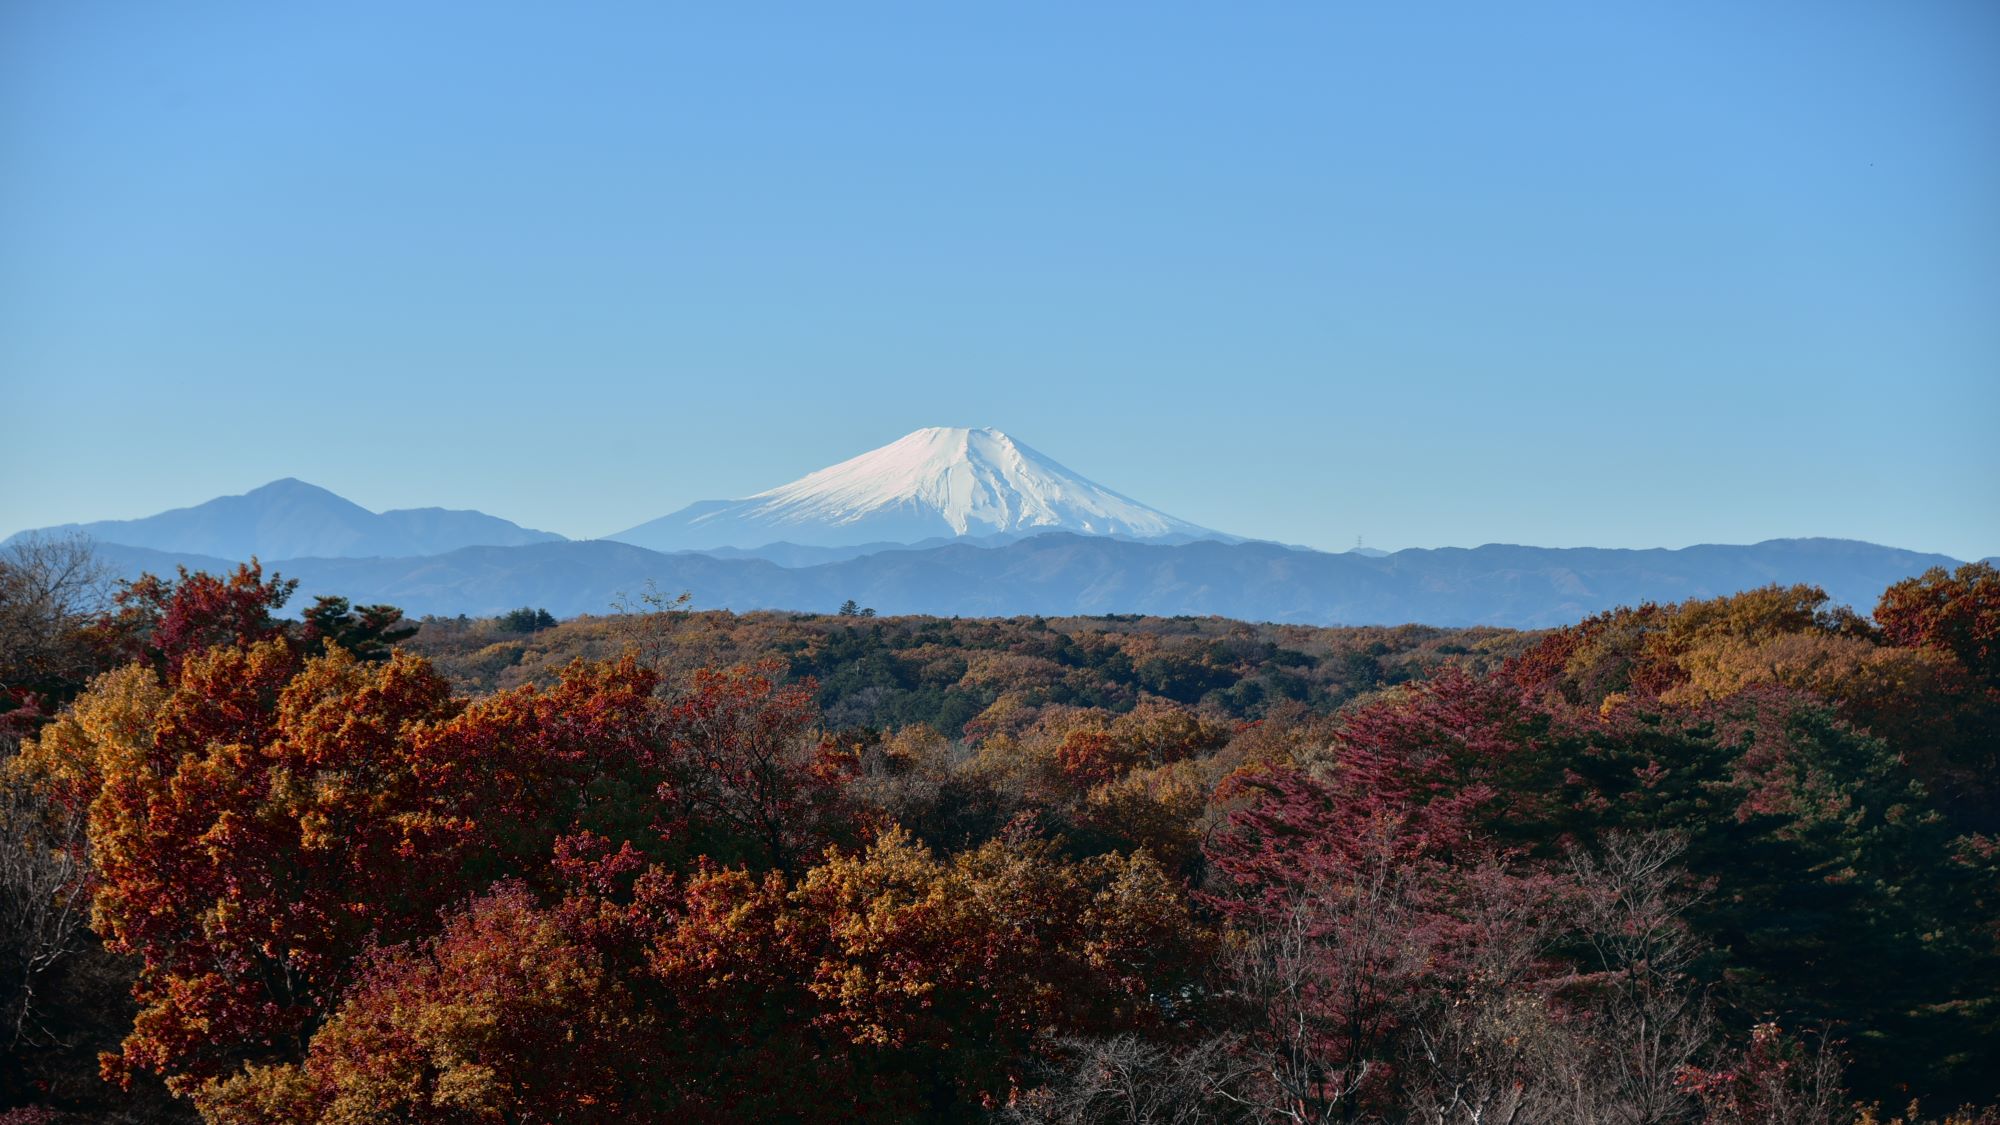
[5,478,564,560]
[82,534,1970,630]
[611,427,1222,551]
[8,438,1983,627]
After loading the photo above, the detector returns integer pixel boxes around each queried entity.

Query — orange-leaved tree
[87,643,461,1092]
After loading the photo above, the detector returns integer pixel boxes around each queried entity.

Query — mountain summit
[610,427,1220,551]
[5,478,565,560]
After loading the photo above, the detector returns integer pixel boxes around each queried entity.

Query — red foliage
[92,645,461,1091]
[1204,672,1555,1117]
[100,562,297,680]
[278,881,654,1123]
[406,654,663,877]
[1677,1023,1846,1124]
[655,663,852,874]
[1877,562,2000,691]
[1055,728,1128,787]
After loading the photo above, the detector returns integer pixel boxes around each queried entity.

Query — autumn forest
[2,539,1998,1124]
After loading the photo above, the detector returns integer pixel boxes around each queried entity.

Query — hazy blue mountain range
[686,528,1233,568]
[85,534,1967,630]
[9,428,1229,565]
[5,478,565,560]
[8,432,1981,628]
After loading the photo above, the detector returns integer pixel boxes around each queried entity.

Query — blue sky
[3,2,1995,559]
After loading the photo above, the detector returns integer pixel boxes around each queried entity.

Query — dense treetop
[2,539,1996,1122]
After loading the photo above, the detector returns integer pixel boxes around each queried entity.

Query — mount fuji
[16,432,1973,627]
[609,427,1225,551]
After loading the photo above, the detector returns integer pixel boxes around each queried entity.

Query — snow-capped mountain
[610,427,1222,551]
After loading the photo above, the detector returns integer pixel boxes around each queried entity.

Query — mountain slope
[87,535,1965,628]
[6,479,565,559]
[611,427,1219,550]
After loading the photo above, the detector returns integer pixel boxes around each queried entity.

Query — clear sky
[3,2,1995,559]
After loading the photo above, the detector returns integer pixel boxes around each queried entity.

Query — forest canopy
[2,539,1997,1123]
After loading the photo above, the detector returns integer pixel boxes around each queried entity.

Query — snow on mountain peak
[747,427,1166,535]
[610,427,1218,550]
